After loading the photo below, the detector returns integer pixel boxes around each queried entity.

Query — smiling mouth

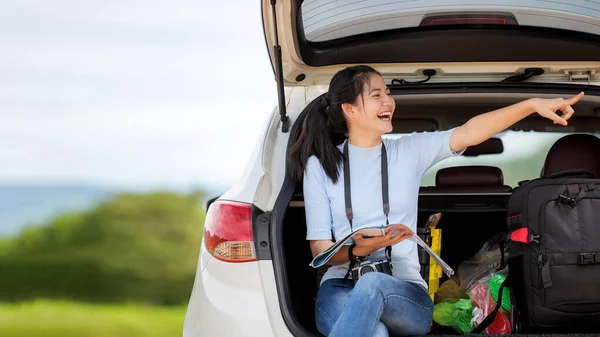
[377,112,392,121]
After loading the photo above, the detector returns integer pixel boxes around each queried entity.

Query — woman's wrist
[350,245,370,258]
[525,98,540,115]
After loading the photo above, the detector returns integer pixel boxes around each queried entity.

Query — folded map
[309,224,454,278]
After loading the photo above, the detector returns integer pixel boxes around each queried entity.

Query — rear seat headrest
[436,166,504,186]
[542,134,600,178]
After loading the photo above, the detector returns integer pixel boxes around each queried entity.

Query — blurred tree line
[0,191,205,306]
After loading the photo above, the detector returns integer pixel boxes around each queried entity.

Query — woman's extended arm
[450,92,584,152]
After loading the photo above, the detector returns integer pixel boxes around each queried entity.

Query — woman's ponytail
[287,94,344,183]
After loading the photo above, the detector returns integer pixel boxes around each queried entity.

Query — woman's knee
[350,272,395,301]
[382,288,434,336]
[355,272,415,295]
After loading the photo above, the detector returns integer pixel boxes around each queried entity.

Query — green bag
[433,299,474,334]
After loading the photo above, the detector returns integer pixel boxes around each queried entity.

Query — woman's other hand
[531,92,584,126]
[450,91,584,153]
[352,224,414,257]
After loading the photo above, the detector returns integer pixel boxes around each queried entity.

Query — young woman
[287,65,583,337]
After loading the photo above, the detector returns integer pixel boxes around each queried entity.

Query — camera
[350,259,392,283]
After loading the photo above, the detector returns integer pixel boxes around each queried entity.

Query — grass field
[0,300,186,337]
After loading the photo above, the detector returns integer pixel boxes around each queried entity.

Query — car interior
[278,92,600,336]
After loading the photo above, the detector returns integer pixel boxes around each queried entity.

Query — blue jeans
[315,273,433,337]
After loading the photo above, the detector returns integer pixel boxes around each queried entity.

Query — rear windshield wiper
[501,68,544,83]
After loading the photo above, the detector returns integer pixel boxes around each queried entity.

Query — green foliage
[0,300,186,337]
[0,191,205,305]
[0,237,14,255]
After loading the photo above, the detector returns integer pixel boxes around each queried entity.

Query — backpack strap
[471,274,511,334]
[472,238,511,334]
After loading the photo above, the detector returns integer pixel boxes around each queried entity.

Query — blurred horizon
[0,180,227,237]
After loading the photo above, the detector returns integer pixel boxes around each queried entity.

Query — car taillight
[420,13,518,26]
[203,200,256,262]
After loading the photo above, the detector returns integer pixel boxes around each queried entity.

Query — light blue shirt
[303,129,463,288]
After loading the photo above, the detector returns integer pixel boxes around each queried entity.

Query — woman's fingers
[568,92,585,105]
[562,105,575,118]
[557,93,582,119]
[539,92,583,125]
[385,225,413,245]
[390,231,409,245]
[543,108,568,126]
[385,225,403,238]
[355,224,416,253]
[562,107,575,121]
[393,224,414,237]
[555,92,583,121]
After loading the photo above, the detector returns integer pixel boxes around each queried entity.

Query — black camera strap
[343,140,392,279]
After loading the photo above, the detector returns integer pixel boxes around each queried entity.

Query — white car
[183,1,600,336]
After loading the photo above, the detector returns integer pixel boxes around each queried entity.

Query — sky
[0,1,277,192]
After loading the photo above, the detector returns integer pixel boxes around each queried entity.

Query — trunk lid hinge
[270,0,290,133]
[564,69,597,84]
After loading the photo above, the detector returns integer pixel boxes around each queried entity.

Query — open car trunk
[270,84,600,337]
[280,190,509,336]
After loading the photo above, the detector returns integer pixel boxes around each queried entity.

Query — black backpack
[500,169,600,333]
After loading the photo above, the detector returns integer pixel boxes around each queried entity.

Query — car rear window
[384,131,597,188]
[300,0,600,42]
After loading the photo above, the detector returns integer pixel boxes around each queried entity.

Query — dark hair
[287,65,381,184]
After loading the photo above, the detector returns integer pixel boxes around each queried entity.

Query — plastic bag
[434,277,466,304]
[489,274,511,312]
[433,299,474,334]
[456,232,506,294]
[467,272,511,335]
[433,233,512,335]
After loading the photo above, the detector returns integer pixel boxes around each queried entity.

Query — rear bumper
[183,246,290,337]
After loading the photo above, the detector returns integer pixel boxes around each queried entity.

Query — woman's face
[345,73,396,136]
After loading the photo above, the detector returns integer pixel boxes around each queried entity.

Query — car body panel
[183,248,276,337]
